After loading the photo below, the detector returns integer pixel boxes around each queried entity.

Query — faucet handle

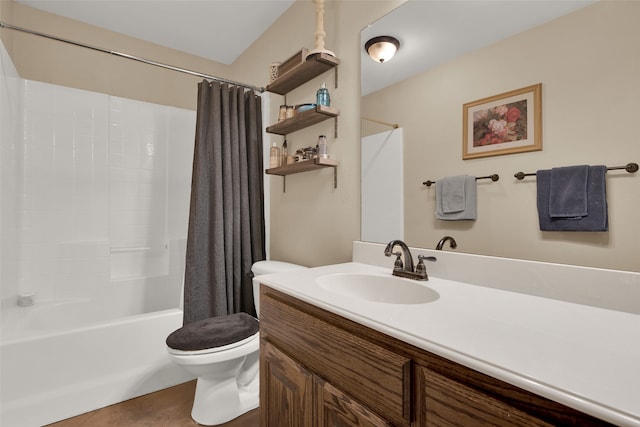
[391,252,404,271]
[415,255,436,279]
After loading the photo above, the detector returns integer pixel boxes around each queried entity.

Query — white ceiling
[361,0,597,95]
[15,0,296,65]
[15,0,596,93]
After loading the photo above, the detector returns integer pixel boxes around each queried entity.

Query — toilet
[166,260,306,426]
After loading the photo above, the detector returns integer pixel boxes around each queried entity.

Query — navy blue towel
[537,165,608,231]
[549,165,589,218]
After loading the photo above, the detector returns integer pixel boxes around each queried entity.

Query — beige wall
[0,0,15,53]
[7,0,636,271]
[2,1,230,110]
[363,1,640,272]
[2,0,405,268]
[232,0,404,267]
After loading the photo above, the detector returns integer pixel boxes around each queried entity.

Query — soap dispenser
[316,83,330,107]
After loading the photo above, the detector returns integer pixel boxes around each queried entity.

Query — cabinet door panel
[261,289,411,425]
[315,378,393,427]
[261,342,313,427]
[416,366,552,427]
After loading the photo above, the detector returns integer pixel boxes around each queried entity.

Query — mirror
[360,0,639,272]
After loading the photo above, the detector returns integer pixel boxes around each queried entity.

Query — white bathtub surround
[0,41,22,293]
[257,241,640,426]
[2,77,195,301]
[0,239,192,427]
[0,40,196,426]
[1,308,193,427]
[361,129,404,243]
[0,240,184,341]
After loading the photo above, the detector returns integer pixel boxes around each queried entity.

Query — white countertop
[258,261,640,427]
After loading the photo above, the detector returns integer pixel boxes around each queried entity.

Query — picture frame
[463,83,542,160]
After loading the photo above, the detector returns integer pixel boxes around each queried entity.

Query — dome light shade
[365,36,400,63]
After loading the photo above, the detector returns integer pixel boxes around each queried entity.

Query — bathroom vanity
[258,242,640,426]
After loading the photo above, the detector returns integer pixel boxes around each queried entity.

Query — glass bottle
[278,105,287,121]
[316,83,330,107]
[317,135,328,158]
[269,142,281,168]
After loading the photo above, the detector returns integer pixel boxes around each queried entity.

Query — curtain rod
[361,116,399,129]
[0,21,265,93]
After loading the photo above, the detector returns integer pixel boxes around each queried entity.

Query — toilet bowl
[167,332,260,425]
[166,260,306,426]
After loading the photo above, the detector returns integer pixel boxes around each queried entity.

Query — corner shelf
[266,53,340,95]
[266,158,339,192]
[266,105,339,136]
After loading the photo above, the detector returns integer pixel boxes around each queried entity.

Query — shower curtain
[183,80,266,325]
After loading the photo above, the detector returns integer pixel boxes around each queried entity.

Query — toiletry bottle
[269,142,281,168]
[317,135,328,158]
[316,83,330,107]
[282,140,288,165]
[285,106,295,119]
[278,105,287,121]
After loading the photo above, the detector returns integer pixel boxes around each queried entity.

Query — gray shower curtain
[183,80,266,325]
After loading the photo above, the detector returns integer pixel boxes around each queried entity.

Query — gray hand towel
[440,175,467,213]
[436,175,477,221]
[549,165,589,218]
[537,165,608,231]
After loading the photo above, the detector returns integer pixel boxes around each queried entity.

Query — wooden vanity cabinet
[261,340,394,427]
[415,366,553,426]
[315,378,393,427]
[260,286,410,427]
[259,286,613,427]
[262,341,313,427]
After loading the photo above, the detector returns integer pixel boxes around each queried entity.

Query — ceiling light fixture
[365,36,400,63]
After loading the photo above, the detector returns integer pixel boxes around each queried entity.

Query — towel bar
[423,174,499,187]
[514,162,638,180]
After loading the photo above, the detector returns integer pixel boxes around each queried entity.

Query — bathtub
[1,298,194,426]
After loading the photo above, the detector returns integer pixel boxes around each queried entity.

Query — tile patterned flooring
[46,381,260,427]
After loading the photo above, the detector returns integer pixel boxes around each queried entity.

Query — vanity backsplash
[353,241,640,314]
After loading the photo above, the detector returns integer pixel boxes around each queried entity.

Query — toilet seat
[166,312,259,351]
[167,332,259,365]
[167,332,259,356]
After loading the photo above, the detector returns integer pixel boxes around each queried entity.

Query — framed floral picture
[463,83,542,160]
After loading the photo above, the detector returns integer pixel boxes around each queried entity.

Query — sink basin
[316,273,439,304]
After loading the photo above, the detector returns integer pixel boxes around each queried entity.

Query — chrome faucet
[384,240,436,281]
[436,236,457,251]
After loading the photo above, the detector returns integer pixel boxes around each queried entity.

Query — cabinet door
[415,366,552,427]
[315,377,394,427]
[260,289,411,425]
[261,341,314,427]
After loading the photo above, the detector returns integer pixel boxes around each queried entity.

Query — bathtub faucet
[384,240,436,281]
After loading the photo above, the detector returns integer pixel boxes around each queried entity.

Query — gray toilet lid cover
[166,312,259,351]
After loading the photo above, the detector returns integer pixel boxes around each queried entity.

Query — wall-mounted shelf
[266,157,339,192]
[264,51,340,191]
[266,105,339,136]
[266,53,339,95]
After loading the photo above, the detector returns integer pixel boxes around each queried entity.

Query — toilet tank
[251,260,306,316]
